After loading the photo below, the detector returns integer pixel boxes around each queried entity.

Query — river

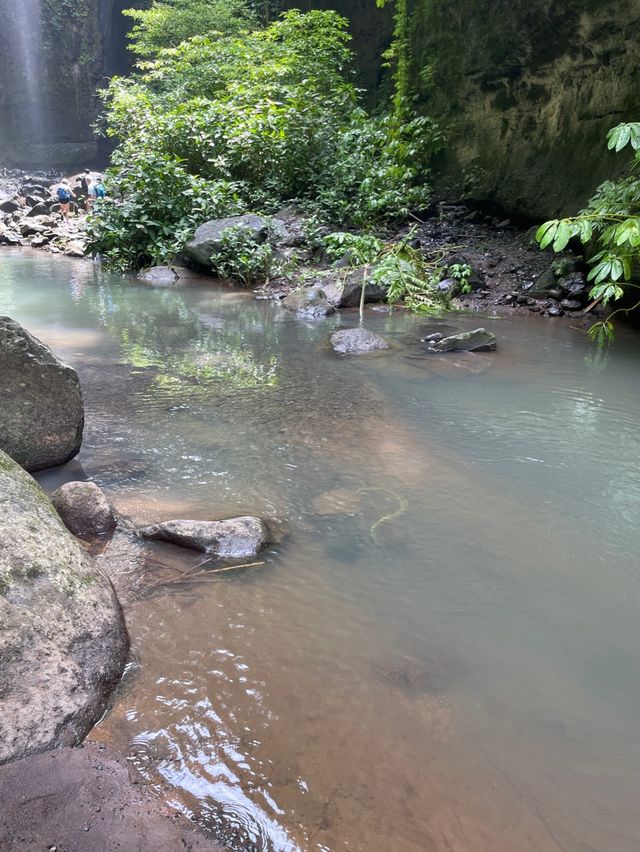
[2,248,640,852]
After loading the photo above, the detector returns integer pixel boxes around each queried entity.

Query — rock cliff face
[317,0,640,218]
[407,0,640,218]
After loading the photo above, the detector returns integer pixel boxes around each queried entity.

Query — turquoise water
[2,248,640,851]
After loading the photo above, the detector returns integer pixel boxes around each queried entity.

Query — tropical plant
[209,224,276,284]
[449,262,472,294]
[323,229,450,314]
[536,122,640,345]
[85,149,245,269]
[90,8,443,268]
[124,0,257,58]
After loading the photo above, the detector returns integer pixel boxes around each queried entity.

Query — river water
[2,248,640,852]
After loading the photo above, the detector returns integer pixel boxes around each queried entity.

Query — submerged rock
[330,327,390,354]
[282,286,336,318]
[139,516,273,558]
[428,328,497,352]
[0,450,128,765]
[136,265,179,285]
[52,481,116,538]
[183,214,287,268]
[0,316,84,471]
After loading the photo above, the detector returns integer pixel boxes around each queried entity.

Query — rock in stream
[139,516,273,558]
[330,327,390,354]
[428,328,497,352]
[51,481,117,538]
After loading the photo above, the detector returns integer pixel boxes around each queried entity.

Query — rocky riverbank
[0,168,601,326]
[0,315,246,850]
[0,170,88,256]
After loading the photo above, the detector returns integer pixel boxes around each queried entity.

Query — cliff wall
[408,0,640,218]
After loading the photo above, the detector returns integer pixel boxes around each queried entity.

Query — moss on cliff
[405,0,640,217]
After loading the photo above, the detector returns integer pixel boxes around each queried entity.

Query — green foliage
[124,0,257,58]
[316,113,443,225]
[323,232,385,265]
[379,0,412,119]
[85,150,244,269]
[209,224,275,284]
[381,247,446,313]
[449,262,472,293]
[90,9,442,268]
[537,122,640,343]
[323,229,449,313]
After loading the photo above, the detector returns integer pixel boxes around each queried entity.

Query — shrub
[124,0,257,58]
[90,9,443,268]
[85,150,245,269]
[323,229,450,314]
[537,122,640,345]
[209,224,276,284]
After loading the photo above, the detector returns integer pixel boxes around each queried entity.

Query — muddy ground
[0,743,222,851]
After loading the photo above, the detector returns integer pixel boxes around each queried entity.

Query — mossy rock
[0,450,128,765]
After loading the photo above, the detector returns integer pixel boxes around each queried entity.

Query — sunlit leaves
[607,122,640,152]
[535,121,640,344]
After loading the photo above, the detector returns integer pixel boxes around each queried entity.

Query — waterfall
[10,0,45,145]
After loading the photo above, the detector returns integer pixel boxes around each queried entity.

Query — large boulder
[51,481,117,538]
[139,516,273,558]
[183,214,287,268]
[330,327,390,354]
[0,316,84,471]
[321,267,388,308]
[0,450,128,765]
[429,328,497,352]
[282,286,336,318]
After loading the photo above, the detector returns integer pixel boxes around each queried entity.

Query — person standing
[94,179,107,200]
[86,176,97,211]
[55,180,74,221]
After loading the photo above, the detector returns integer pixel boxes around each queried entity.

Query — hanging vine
[377,0,412,118]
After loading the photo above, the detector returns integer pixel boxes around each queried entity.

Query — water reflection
[3,249,640,851]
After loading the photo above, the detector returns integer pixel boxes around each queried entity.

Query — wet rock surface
[321,267,389,308]
[0,316,84,471]
[0,450,128,765]
[428,328,497,352]
[137,264,180,284]
[331,327,390,354]
[139,516,273,558]
[51,481,117,539]
[282,286,336,318]
[0,743,222,851]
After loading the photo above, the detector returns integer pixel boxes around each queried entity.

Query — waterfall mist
[11,0,45,145]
